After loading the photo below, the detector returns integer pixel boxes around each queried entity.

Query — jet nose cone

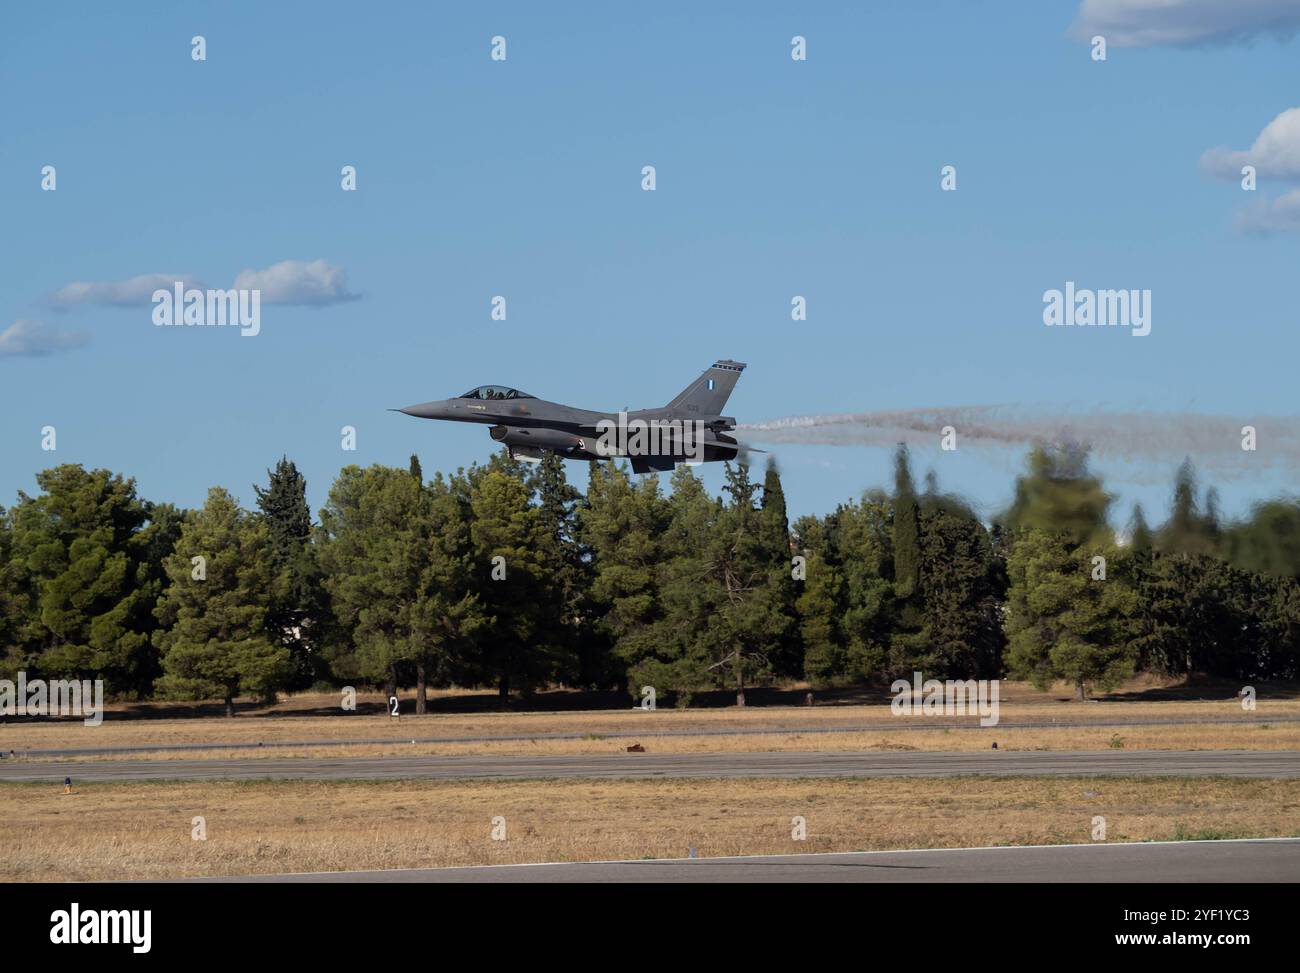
[395,400,450,419]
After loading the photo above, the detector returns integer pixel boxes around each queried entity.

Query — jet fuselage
[397,361,750,473]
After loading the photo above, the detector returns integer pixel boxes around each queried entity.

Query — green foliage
[691,462,798,704]
[1002,445,1113,546]
[1222,498,1300,580]
[254,457,325,689]
[5,441,1300,706]
[891,446,920,599]
[796,550,844,683]
[1000,446,1139,697]
[796,455,1004,686]
[913,501,1005,678]
[466,461,565,699]
[580,461,672,690]
[0,506,37,680]
[1128,504,1154,554]
[4,466,172,695]
[758,460,800,678]
[153,488,290,713]
[583,460,799,705]
[834,494,895,680]
[1156,460,1221,557]
[1133,550,1294,680]
[529,453,598,684]
[1004,529,1138,698]
[318,464,483,708]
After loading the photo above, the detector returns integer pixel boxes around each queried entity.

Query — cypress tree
[1129,504,1153,553]
[254,457,321,689]
[892,445,921,600]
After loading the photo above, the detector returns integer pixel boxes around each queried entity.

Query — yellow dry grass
[13,719,1300,763]
[4,684,1294,758]
[3,776,1298,881]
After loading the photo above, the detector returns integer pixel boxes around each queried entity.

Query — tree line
[2,446,1298,713]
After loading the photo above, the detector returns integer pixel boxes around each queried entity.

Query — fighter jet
[396,360,759,473]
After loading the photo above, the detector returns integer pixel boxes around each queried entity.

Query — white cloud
[1200,109,1300,233]
[0,319,89,357]
[1200,107,1300,181]
[1071,0,1300,47]
[232,259,359,306]
[49,273,204,309]
[1235,188,1300,234]
[49,259,359,310]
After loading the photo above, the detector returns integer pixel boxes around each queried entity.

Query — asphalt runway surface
[209,838,1300,883]
[2,748,1298,783]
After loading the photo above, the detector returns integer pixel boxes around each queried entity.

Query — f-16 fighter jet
[396,360,759,473]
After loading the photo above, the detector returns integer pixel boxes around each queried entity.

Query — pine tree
[693,462,794,706]
[467,463,557,702]
[796,550,845,683]
[835,495,894,681]
[1004,529,1138,698]
[580,461,672,695]
[412,471,484,711]
[1002,444,1112,546]
[1001,447,1136,698]
[8,465,162,695]
[1222,499,1300,579]
[646,465,719,699]
[915,499,1005,678]
[0,505,39,680]
[153,488,290,715]
[317,464,475,709]
[528,453,588,685]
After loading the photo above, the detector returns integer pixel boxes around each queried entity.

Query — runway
[2,748,1298,783]
[207,838,1300,883]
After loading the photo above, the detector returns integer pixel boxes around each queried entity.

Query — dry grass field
[4,678,1295,882]
[3,776,1298,881]
[9,720,1299,764]
[3,680,1295,760]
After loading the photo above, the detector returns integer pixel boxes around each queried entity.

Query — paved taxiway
[207,838,1300,883]
[2,748,1297,783]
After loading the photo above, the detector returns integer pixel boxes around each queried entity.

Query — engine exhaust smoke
[739,405,1300,477]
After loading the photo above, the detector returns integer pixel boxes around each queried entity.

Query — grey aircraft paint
[396,360,759,473]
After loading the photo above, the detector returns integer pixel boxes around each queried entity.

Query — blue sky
[2,1,1298,527]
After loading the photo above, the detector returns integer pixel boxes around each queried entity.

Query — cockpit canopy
[458,385,535,401]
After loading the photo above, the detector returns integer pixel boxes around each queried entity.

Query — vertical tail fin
[666,360,746,415]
